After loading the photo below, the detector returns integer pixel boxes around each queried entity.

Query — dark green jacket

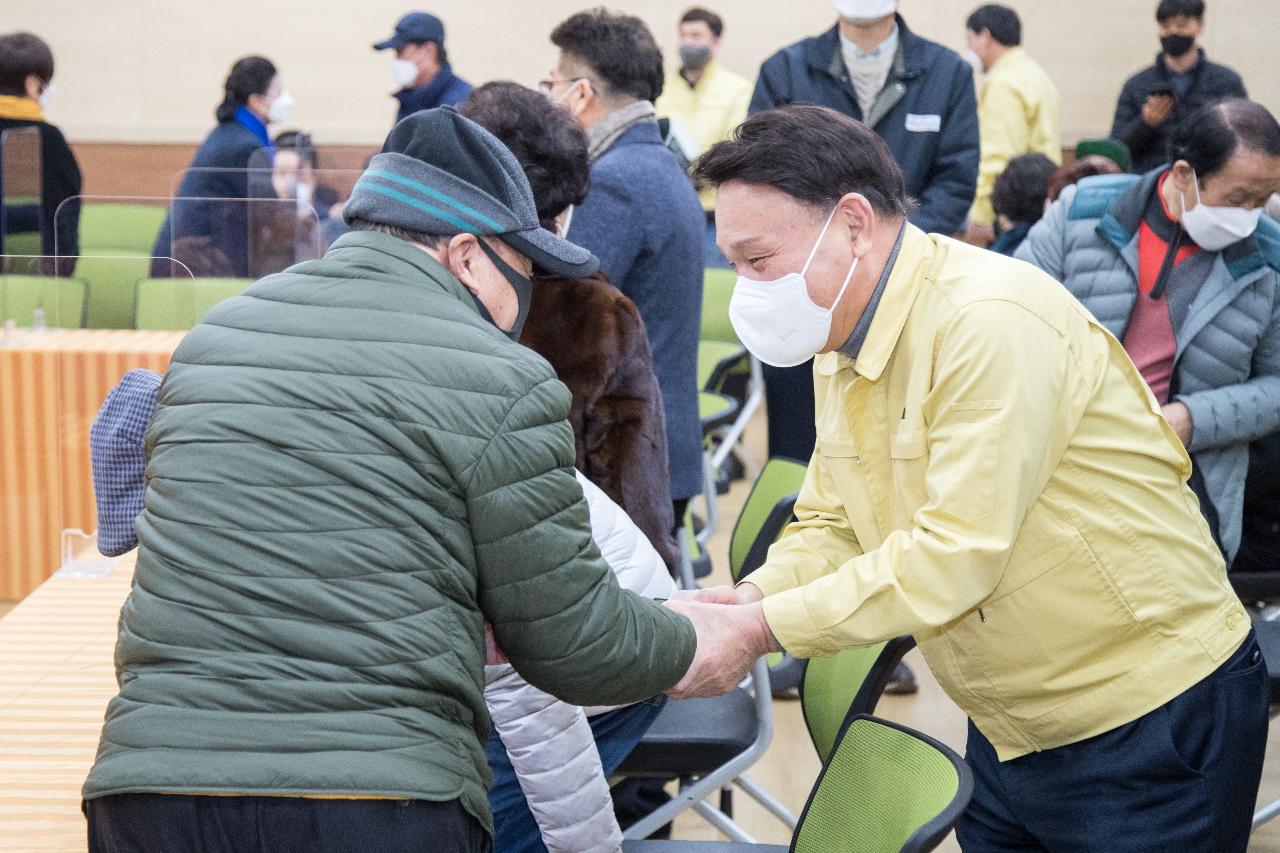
[81,231,696,833]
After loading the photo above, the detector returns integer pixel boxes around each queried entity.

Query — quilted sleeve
[466,374,695,707]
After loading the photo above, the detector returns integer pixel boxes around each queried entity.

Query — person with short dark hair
[150,55,295,278]
[1110,0,1246,174]
[745,0,979,509]
[654,7,752,268]
[0,31,81,275]
[374,11,472,123]
[672,102,1268,852]
[1019,99,1280,565]
[963,4,1060,246]
[546,9,706,528]
[989,151,1055,255]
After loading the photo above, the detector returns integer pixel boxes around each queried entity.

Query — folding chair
[625,713,972,853]
[0,274,88,328]
[618,458,808,841]
[700,268,763,478]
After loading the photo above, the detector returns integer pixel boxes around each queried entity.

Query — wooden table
[0,329,184,600]
[0,557,133,851]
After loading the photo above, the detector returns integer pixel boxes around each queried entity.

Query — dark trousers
[957,632,1269,852]
[761,362,816,462]
[85,794,490,853]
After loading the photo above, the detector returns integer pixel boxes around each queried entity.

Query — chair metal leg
[696,451,719,548]
[1254,798,1280,829]
[735,774,800,829]
[710,358,764,471]
[692,800,758,843]
[676,526,697,591]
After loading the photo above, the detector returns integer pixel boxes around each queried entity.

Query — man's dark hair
[0,32,54,97]
[551,8,665,103]
[681,7,724,38]
[1169,98,1280,177]
[458,81,589,231]
[216,55,277,123]
[1157,0,1205,21]
[346,216,448,250]
[409,39,448,67]
[274,130,318,169]
[692,105,910,219]
[992,153,1056,224]
[965,5,1021,46]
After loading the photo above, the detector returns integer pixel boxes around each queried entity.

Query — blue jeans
[956,632,1267,852]
[485,697,666,853]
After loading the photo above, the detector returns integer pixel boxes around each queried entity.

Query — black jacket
[1110,50,1247,174]
[750,16,979,236]
[0,117,82,274]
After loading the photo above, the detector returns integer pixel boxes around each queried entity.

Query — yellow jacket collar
[0,95,44,122]
[816,223,935,380]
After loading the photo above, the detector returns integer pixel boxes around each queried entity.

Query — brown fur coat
[520,273,680,575]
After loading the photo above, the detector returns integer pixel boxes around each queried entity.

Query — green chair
[0,275,88,327]
[799,636,917,763]
[75,202,168,328]
[626,710,970,853]
[618,458,812,842]
[79,203,168,254]
[134,277,252,331]
[699,267,764,492]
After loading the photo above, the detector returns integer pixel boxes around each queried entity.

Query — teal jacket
[81,231,696,833]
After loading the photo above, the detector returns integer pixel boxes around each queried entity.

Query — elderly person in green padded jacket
[80,109,720,853]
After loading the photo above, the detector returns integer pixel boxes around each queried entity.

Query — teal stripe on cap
[365,169,504,231]
[352,180,473,232]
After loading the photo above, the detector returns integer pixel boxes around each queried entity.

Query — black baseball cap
[373,12,446,51]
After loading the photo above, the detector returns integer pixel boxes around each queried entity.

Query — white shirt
[840,23,899,117]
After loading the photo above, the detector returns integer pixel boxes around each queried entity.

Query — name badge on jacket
[905,113,942,133]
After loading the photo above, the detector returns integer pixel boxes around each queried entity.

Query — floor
[3,408,1280,849]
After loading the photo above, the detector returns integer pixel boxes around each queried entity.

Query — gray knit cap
[344,107,599,279]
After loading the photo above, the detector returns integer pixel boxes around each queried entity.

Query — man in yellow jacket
[654,6,752,267]
[962,5,1060,246]
[663,104,1266,851]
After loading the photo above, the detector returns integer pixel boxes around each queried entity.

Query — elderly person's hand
[669,581,764,606]
[1161,401,1194,447]
[662,599,779,700]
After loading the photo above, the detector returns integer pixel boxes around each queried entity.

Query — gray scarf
[587,100,658,163]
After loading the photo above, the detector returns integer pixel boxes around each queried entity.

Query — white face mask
[37,81,56,112]
[1179,170,1262,252]
[963,50,984,75]
[1265,193,1280,222]
[295,181,314,217]
[729,205,859,368]
[391,58,419,89]
[267,90,295,124]
[832,0,898,24]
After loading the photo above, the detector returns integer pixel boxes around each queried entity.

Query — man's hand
[1142,94,1175,127]
[670,582,763,606]
[663,600,780,700]
[964,222,996,248]
[1161,401,1194,446]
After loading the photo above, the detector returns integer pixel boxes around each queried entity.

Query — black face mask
[679,45,712,70]
[474,239,533,342]
[1161,33,1196,59]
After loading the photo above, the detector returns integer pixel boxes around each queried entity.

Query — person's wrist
[747,602,780,657]
[736,581,764,605]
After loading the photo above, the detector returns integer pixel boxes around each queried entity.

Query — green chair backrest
[793,715,969,853]
[800,643,890,762]
[0,275,87,327]
[134,277,252,331]
[728,457,808,582]
[78,254,155,328]
[2,229,43,261]
[701,267,739,344]
[79,203,167,254]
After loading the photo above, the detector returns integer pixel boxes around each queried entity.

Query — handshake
[661,581,781,701]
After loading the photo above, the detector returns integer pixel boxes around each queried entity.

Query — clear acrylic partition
[0,255,194,594]
[169,164,363,276]
[0,127,44,270]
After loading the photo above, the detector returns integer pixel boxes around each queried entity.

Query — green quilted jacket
[81,231,696,833]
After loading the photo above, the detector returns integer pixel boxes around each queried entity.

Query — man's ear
[837,192,877,256]
[1169,159,1196,192]
[446,233,481,291]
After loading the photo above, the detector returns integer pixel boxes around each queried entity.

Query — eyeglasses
[538,76,586,96]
